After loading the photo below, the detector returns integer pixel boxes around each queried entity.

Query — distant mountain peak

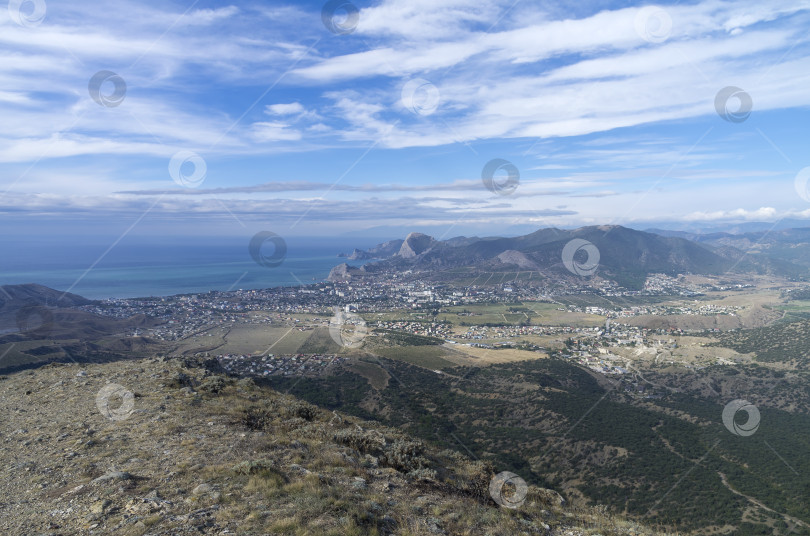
[594,224,620,232]
[398,232,436,259]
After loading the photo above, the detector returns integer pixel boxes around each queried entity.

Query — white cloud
[266,102,306,115]
[684,207,780,221]
[356,0,502,39]
[181,6,241,26]
[250,121,302,142]
[0,91,34,105]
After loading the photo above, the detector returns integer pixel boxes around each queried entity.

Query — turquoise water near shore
[0,237,377,300]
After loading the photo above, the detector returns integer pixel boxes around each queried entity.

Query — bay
[0,236,379,299]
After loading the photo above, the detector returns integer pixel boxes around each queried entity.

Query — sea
[0,235,381,300]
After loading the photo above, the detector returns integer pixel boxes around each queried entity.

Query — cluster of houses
[373,320,452,338]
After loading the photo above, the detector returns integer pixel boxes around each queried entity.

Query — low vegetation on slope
[711,320,810,366]
[0,356,678,535]
[269,357,810,535]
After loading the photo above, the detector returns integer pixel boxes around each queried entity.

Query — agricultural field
[368,302,606,328]
[179,324,313,356]
[372,344,457,370]
[441,343,550,366]
[777,299,810,322]
[442,302,606,327]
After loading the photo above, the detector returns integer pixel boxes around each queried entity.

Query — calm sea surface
[0,236,378,300]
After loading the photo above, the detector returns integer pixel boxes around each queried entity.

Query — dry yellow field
[440,342,549,366]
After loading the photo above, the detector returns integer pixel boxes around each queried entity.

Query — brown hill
[0,356,678,535]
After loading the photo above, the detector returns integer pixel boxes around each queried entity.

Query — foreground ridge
[0,357,680,535]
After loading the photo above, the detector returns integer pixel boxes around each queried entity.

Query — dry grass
[0,356,686,536]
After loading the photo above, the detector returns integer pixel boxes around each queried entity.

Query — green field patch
[373,328,444,346]
[778,299,810,313]
[297,327,344,354]
[217,325,313,355]
[373,345,456,370]
[502,313,527,323]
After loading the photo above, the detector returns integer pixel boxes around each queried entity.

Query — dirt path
[717,471,808,531]
[649,425,808,532]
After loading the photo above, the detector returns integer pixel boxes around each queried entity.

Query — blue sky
[2,0,810,240]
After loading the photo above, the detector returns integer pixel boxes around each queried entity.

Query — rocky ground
[0,357,681,535]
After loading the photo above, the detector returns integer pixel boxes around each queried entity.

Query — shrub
[458,459,495,501]
[232,459,276,475]
[379,439,427,473]
[285,401,318,422]
[406,468,438,482]
[333,428,387,454]
[200,376,226,393]
[167,371,195,389]
[241,407,274,431]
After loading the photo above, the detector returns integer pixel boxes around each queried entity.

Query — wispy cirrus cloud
[117,178,567,196]
[1,0,809,235]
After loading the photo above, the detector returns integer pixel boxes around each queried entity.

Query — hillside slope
[0,283,92,334]
[0,284,164,374]
[0,357,677,535]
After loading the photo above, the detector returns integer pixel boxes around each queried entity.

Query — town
[68,270,767,394]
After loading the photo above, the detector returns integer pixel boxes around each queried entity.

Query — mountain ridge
[332,225,807,287]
